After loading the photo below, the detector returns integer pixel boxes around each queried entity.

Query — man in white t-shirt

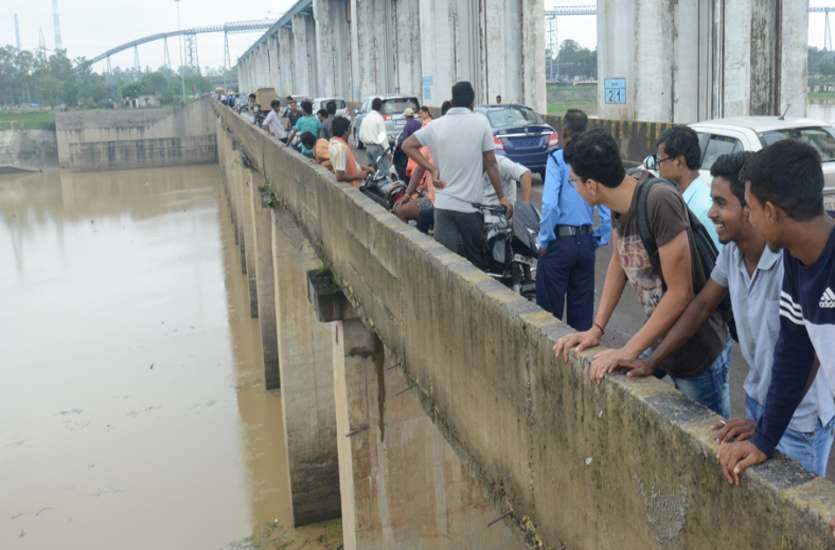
[262,99,287,142]
[402,81,512,268]
[482,155,532,206]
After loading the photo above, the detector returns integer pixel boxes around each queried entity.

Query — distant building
[128,95,161,109]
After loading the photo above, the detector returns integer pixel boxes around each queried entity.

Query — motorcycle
[479,201,540,301]
[359,145,407,210]
[252,104,267,128]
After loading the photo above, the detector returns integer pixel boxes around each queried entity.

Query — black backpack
[634,174,738,342]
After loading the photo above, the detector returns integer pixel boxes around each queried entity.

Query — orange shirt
[328,137,365,188]
[407,118,436,202]
[314,138,332,170]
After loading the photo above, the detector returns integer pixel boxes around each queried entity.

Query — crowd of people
[549,121,835,524]
[227,82,835,530]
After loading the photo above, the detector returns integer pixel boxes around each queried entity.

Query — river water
[0,166,341,549]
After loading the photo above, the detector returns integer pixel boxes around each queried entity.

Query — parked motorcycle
[359,145,407,210]
[479,201,540,301]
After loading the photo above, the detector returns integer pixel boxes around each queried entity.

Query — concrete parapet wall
[56,99,217,170]
[0,129,58,171]
[215,102,835,549]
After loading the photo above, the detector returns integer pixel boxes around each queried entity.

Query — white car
[312,97,351,120]
[689,116,835,209]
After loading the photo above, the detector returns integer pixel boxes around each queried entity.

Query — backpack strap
[636,178,661,273]
[636,177,679,290]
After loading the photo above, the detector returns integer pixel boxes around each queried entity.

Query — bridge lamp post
[175,0,186,102]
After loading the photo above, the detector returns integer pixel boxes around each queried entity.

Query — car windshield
[316,99,347,110]
[484,107,544,129]
[759,126,835,162]
[381,98,419,115]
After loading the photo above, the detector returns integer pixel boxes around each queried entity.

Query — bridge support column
[248,173,280,389]
[292,13,317,98]
[271,207,340,526]
[350,0,388,99]
[239,162,258,318]
[314,0,353,99]
[278,27,294,96]
[308,272,522,549]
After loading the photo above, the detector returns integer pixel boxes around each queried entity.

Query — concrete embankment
[0,129,58,172]
[215,99,835,549]
[55,99,217,171]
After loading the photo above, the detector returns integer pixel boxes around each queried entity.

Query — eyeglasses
[654,155,675,166]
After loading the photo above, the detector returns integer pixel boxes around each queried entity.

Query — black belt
[555,225,592,237]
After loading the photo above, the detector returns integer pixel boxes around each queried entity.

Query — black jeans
[434,208,484,268]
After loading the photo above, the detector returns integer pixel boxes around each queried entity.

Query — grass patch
[0,111,56,131]
[546,83,598,115]
[809,91,835,102]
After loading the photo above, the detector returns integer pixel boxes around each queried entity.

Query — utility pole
[52,0,63,51]
[174,0,186,102]
[164,37,171,69]
[14,14,21,52]
[38,27,47,58]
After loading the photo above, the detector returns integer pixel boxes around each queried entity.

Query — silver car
[350,95,420,149]
[688,116,835,209]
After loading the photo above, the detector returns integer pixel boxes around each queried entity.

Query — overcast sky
[0,0,831,72]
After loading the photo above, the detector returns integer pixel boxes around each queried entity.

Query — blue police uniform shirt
[538,149,612,249]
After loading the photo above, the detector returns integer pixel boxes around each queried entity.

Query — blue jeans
[745,394,835,476]
[535,233,597,331]
[655,339,732,418]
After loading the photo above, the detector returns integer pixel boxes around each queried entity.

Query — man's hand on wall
[716,440,767,486]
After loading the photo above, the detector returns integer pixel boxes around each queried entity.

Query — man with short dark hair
[321,100,337,139]
[360,97,390,176]
[553,129,729,416]
[287,100,321,146]
[656,127,721,249]
[536,109,611,330]
[718,140,835,491]
[262,99,287,141]
[295,132,317,158]
[402,81,512,268]
[282,96,300,129]
[329,116,372,187]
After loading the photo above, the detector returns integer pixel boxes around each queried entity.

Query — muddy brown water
[0,166,341,549]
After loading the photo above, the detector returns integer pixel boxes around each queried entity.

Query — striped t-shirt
[752,226,835,456]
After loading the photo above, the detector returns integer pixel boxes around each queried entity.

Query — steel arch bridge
[84,19,276,71]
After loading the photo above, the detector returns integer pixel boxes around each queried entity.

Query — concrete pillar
[391,0,421,96]
[350,0,389,99]
[331,317,523,549]
[314,0,353,99]
[271,207,340,526]
[520,0,546,113]
[414,0,542,109]
[269,33,281,91]
[418,0,453,106]
[597,0,808,123]
[292,14,317,97]
[279,26,295,96]
[248,174,280,390]
[239,164,258,317]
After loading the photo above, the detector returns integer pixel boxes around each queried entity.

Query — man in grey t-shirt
[403,81,512,268]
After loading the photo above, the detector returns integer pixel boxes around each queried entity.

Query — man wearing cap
[395,108,423,181]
